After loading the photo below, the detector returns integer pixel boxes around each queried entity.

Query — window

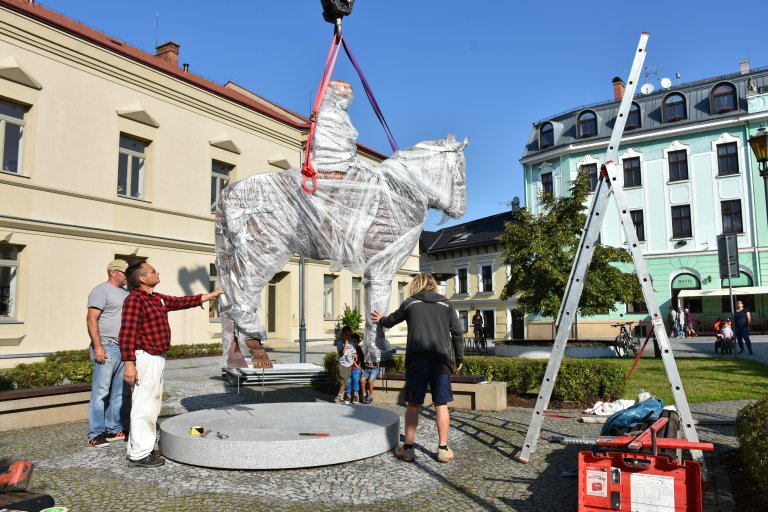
[671,205,692,238]
[323,275,335,319]
[626,301,648,313]
[480,265,493,292]
[582,163,598,192]
[623,157,642,187]
[668,150,688,181]
[626,102,641,130]
[458,310,469,333]
[209,264,219,319]
[352,277,362,312]
[437,279,446,296]
[541,172,553,195]
[717,142,739,175]
[630,210,645,241]
[722,295,754,314]
[539,122,554,149]
[117,135,148,199]
[663,93,687,122]
[457,267,468,294]
[398,281,406,305]
[211,161,232,213]
[0,99,28,174]
[0,244,21,320]
[577,111,597,138]
[721,200,743,234]
[711,83,736,113]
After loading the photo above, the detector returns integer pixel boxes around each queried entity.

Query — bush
[323,351,341,386]
[736,397,768,488]
[0,342,224,391]
[322,352,626,402]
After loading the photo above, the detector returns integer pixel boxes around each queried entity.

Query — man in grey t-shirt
[86,259,129,447]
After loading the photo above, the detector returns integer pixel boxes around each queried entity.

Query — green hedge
[0,343,224,391]
[736,397,768,489]
[322,353,626,402]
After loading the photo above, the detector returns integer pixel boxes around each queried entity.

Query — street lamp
[749,127,768,220]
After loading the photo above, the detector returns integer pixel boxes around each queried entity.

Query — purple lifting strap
[342,39,399,152]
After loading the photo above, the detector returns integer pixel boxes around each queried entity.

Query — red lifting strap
[301,34,344,194]
[621,325,655,387]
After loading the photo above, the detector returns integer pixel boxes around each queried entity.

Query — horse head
[405,134,468,219]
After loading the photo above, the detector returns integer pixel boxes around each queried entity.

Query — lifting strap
[301,35,399,194]
[621,326,655,388]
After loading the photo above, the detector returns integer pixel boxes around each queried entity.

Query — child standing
[343,333,364,404]
[335,326,355,403]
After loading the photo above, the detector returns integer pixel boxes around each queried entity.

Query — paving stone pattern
[0,345,755,511]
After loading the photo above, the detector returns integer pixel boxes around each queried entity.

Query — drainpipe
[746,120,765,331]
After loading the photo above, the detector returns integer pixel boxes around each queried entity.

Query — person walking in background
[668,307,678,338]
[472,310,484,345]
[86,259,130,448]
[120,261,223,467]
[675,306,686,338]
[372,272,464,463]
[733,300,754,355]
[684,308,697,337]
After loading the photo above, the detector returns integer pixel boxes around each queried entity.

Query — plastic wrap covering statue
[215,80,467,368]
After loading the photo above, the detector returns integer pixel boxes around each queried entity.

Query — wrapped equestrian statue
[214,80,467,369]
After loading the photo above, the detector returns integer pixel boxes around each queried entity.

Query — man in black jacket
[372,272,464,463]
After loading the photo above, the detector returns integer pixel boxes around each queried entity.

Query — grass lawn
[612,357,768,404]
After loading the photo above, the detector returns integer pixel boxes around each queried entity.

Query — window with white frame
[323,275,335,319]
[437,279,446,296]
[0,99,28,174]
[117,134,148,199]
[211,160,232,213]
[209,263,219,320]
[352,277,362,312]
[0,244,21,320]
[455,267,468,294]
[479,264,493,292]
[457,310,469,333]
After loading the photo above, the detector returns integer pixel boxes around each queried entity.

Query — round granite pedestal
[159,403,400,469]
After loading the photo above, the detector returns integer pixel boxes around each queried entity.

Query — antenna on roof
[155,12,160,48]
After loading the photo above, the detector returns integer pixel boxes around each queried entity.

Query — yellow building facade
[0,0,415,367]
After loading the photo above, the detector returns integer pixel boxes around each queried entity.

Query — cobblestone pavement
[0,345,756,511]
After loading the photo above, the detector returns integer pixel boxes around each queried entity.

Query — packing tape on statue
[189,426,211,437]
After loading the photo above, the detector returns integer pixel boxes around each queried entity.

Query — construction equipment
[517,32,708,477]
[0,460,33,493]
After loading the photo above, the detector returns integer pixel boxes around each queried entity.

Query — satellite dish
[640,83,655,95]
[661,77,672,89]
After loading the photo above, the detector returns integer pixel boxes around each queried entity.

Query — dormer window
[711,83,737,114]
[540,122,554,149]
[626,102,641,130]
[577,111,597,138]
[663,93,687,123]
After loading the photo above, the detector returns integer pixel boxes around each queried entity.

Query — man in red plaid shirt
[120,260,223,467]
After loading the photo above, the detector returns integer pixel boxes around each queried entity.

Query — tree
[500,170,643,318]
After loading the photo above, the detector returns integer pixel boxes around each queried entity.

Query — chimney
[182,63,190,73]
[612,76,625,101]
[155,41,180,66]
[740,60,750,75]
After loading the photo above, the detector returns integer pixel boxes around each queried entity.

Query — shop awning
[677,286,768,298]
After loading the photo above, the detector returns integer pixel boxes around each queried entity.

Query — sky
[40,0,768,230]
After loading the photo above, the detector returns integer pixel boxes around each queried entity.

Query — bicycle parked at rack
[610,322,640,358]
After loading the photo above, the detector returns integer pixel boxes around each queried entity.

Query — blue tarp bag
[600,399,664,435]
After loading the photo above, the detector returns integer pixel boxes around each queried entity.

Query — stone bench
[371,372,507,411]
[0,383,91,432]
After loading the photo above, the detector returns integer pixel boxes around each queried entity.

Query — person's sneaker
[334,394,344,404]
[437,446,455,463]
[395,445,415,462]
[364,396,374,404]
[106,431,127,442]
[343,393,351,405]
[128,453,166,467]
[350,393,359,404]
[89,433,109,447]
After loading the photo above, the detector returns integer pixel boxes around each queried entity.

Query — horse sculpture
[215,80,467,369]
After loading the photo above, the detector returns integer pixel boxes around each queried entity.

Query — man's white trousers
[127,350,164,460]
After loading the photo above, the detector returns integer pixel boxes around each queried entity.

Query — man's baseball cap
[107,259,129,272]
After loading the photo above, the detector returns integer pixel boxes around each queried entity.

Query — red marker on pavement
[298,433,329,436]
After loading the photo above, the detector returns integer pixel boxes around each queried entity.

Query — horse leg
[363,273,397,365]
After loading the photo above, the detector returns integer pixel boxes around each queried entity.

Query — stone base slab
[372,378,506,411]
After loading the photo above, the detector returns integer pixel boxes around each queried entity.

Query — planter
[0,383,91,432]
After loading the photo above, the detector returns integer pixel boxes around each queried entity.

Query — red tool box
[571,417,712,511]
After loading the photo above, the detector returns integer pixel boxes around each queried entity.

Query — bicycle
[610,322,640,358]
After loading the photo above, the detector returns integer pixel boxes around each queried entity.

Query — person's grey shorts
[337,364,352,386]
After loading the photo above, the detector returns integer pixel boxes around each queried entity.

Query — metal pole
[299,255,307,363]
